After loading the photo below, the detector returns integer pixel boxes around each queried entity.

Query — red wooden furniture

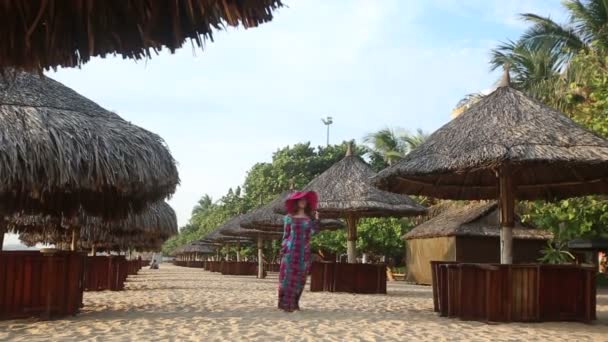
[310,262,387,294]
[84,256,128,291]
[430,261,596,322]
[220,262,257,275]
[126,259,144,275]
[0,250,85,320]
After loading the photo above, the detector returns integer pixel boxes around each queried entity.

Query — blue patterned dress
[278,215,319,311]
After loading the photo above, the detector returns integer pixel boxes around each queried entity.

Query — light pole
[321,116,333,146]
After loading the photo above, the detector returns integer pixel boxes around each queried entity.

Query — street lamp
[321,116,333,146]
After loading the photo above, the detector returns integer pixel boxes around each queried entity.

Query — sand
[0,264,607,342]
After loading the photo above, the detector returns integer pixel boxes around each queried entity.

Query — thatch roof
[275,146,426,218]
[224,225,282,239]
[0,0,283,71]
[404,201,552,240]
[0,71,179,218]
[241,190,345,231]
[373,85,608,200]
[201,219,252,244]
[567,238,608,251]
[174,241,216,255]
[16,201,178,250]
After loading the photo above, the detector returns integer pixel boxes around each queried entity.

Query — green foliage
[538,240,575,264]
[522,197,608,242]
[311,230,347,256]
[357,217,415,260]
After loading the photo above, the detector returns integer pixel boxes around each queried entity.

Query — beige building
[404,201,552,285]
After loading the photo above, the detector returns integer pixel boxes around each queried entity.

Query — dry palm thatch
[0,71,179,219]
[275,144,427,218]
[0,0,283,72]
[173,241,216,256]
[373,85,608,201]
[222,219,282,240]
[404,201,552,240]
[16,201,178,250]
[242,190,345,232]
[201,221,252,244]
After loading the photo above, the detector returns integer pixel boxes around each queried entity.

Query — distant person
[150,259,159,270]
[278,191,319,312]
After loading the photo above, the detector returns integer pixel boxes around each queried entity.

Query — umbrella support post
[499,167,514,264]
[346,215,359,264]
[257,237,265,279]
[70,227,80,252]
[0,226,4,251]
[236,242,241,262]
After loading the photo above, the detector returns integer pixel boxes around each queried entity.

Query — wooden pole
[236,241,241,262]
[91,244,97,256]
[70,226,80,251]
[0,226,5,251]
[346,214,359,263]
[257,237,264,278]
[499,166,515,264]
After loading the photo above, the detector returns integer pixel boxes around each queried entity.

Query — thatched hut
[0,71,179,248]
[404,201,552,285]
[0,0,283,71]
[373,70,608,264]
[276,143,426,263]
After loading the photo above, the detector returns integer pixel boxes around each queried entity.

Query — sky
[4,0,567,246]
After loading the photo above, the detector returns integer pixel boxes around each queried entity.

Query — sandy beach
[1,264,607,342]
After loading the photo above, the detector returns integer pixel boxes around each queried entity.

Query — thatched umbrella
[240,193,344,277]
[201,223,251,261]
[241,190,345,231]
[173,241,216,262]
[276,143,426,263]
[373,69,608,263]
[221,214,282,278]
[0,0,283,72]
[16,201,178,253]
[0,71,179,248]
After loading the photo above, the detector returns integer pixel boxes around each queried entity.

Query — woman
[278,191,319,312]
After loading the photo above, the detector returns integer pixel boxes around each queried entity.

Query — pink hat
[285,191,318,214]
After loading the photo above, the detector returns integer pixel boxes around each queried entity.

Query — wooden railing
[310,262,387,294]
[0,250,85,320]
[430,261,596,322]
[84,256,128,291]
[220,262,257,276]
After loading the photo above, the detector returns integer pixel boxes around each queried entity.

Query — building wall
[405,236,547,285]
[405,237,456,285]
[456,236,546,263]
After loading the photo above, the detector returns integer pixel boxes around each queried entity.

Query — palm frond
[519,13,586,54]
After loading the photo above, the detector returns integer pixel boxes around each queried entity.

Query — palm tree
[519,0,608,60]
[364,128,428,166]
[191,194,214,217]
[490,40,567,107]
[489,0,608,109]
[402,129,429,152]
